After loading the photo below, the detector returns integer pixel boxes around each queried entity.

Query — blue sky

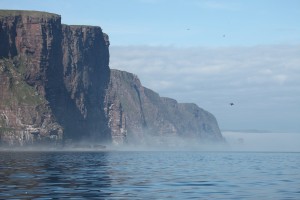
[1,0,300,132]
[2,0,300,46]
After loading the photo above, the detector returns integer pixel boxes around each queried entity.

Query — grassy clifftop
[0,10,60,19]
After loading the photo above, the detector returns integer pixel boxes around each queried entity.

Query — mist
[109,130,300,152]
[1,131,299,152]
[222,131,300,152]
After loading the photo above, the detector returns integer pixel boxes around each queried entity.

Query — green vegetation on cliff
[0,57,62,146]
[0,10,59,19]
[0,57,44,106]
[0,57,47,139]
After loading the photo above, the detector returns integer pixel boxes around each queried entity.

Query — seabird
[229,103,234,106]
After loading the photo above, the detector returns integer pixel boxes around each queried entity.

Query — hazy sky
[1,0,300,132]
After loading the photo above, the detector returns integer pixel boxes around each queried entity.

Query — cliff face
[0,10,223,148]
[60,25,111,142]
[0,11,62,96]
[0,10,110,146]
[0,11,64,146]
[105,70,224,146]
[0,58,62,146]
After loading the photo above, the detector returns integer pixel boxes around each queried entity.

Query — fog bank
[223,131,300,152]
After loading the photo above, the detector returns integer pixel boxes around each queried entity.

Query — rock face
[60,25,111,142]
[0,58,62,146]
[104,70,224,146]
[0,10,224,147]
[0,10,110,146]
[0,11,64,146]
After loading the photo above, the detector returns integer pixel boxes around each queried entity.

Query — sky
[1,0,300,133]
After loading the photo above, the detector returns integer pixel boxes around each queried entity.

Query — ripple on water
[0,151,299,199]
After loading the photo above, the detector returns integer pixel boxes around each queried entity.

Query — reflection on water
[1,151,300,199]
[0,152,112,199]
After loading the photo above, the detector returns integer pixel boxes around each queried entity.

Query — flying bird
[229,103,234,106]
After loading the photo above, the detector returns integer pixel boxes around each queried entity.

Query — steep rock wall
[105,69,224,146]
[0,10,224,148]
[0,59,63,146]
[0,10,111,146]
[61,25,111,142]
[0,11,64,146]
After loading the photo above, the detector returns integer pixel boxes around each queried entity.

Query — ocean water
[0,151,299,199]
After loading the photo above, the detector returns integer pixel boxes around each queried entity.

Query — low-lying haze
[223,131,300,152]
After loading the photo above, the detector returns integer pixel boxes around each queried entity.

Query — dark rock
[0,10,111,146]
[0,10,224,148]
[60,25,111,142]
[104,69,224,146]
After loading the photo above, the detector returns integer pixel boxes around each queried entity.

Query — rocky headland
[0,10,224,148]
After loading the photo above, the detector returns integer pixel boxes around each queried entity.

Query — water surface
[1,151,299,199]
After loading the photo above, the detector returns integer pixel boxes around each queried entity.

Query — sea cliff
[104,69,224,147]
[0,10,224,148]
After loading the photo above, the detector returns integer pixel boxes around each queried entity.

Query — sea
[1,150,300,199]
